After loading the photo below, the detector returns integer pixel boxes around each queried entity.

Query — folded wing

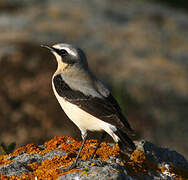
[53,74,134,134]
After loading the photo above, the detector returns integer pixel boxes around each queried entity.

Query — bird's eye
[59,49,68,56]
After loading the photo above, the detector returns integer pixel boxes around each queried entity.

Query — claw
[67,161,77,171]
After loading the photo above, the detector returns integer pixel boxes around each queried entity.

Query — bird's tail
[115,128,136,154]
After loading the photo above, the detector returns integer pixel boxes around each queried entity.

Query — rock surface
[0,136,187,179]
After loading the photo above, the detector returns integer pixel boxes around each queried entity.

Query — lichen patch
[0,136,187,179]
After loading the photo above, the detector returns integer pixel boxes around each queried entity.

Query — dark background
[0,0,188,158]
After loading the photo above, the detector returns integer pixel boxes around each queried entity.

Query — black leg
[89,132,106,160]
[68,132,87,170]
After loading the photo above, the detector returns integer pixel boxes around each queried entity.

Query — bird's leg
[68,132,87,170]
[89,132,106,160]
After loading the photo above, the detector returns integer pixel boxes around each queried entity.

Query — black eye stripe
[60,49,68,55]
[53,48,68,56]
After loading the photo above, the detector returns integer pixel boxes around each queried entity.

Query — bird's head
[41,43,88,71]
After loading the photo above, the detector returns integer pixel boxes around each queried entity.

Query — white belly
[52,81,119,142]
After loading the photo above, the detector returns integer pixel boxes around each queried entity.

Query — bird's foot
[61,161,78,172]
[88,154,95,161]
[67,161,77,171]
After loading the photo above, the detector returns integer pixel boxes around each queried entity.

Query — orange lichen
[0,174,9,180]
[0,159,13,166]
[0,136,187,179]
[125,150,149,176]
[159,165,188,180]
[27,162,40,171]
[130,150,146,164]
[59,168,81,176]
[125,150,188,180]
[0,136,121,179]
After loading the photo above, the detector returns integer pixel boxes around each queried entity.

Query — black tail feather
[115,128,136,153]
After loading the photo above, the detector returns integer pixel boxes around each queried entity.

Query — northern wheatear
[42,43,136,170]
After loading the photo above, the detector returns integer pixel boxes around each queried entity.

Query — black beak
[40,45,55,52]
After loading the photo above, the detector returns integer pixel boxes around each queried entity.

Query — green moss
[0,142,16,155]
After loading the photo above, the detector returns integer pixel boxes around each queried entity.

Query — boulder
[0,136,187,179]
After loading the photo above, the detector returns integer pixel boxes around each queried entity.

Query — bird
[41,43,136,170]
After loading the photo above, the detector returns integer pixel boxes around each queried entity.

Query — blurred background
[0,0,188,158]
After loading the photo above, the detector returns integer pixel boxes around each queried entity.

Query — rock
[0,136,187,179]
[137,140,188,170]
[0,150,66,177]
[59,160,134,180]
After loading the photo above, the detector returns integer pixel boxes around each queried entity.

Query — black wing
[53,74,133,132]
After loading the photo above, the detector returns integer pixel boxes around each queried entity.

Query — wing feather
[53,74,133,132]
